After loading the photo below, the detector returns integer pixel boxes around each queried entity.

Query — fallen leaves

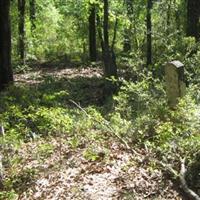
[11,136,182,200]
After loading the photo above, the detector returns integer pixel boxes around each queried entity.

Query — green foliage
[33,107,73,135]
[0,190,17,200]
[7,168,37,194]
[0,74,110,196]
[4,0,200,197]
[36,143,54,158]
[83,147,100,161]
[115,79,200,163]
[68,136,80,149]
[114,76,166,119]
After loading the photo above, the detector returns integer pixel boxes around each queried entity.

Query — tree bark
[89,3,97,62]
[0,0,13,91]
[18,0,26,64]
[29,0,36,31]
[97,14,104,54]
[123,0,134,52]
[186,0,200,40]
[146,0,152,68]
[166,0,172,32]
[103,0,117,78]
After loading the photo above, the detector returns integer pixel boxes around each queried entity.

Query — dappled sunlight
[0,0,200,199]
[14,67,103,86]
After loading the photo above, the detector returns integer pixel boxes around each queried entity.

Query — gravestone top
[168,60,184,68]
[165,60,186,108]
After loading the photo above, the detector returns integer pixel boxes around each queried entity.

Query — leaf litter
[3,66,184,200]
[13,135,181,200]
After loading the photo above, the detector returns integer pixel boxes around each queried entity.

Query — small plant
[68,137,80,149]
[3,168,37,198]
[0,190,17,200]
[83,147,100,162]
[36,143,54,159]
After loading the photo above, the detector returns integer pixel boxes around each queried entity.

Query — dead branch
[158,158,200,200]
[179,158,200,200]
[158,160,178,178]
[0,125,5,136]
[69,99,141,158]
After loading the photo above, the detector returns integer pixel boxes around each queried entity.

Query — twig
[69,99,141,157]
[0,125,5,136]
[157,160,178,177]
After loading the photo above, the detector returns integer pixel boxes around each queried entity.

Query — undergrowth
[0,71,199,199]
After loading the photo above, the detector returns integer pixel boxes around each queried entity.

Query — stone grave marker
[165,61,186,108]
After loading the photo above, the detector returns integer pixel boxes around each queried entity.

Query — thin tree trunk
[111,18,118,52]
[18,0,26,64]
[146,0,152,68]
[123,0,134,52]
[186,0,200,40]
[123,28,131,52]
[97,14,104,54]
[29,0,36,31]
[103,0,117,78]
[166,0,172,32]
[89,3,97,62]
[0,0,13,91]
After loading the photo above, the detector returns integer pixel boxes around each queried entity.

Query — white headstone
[165,61,186,108]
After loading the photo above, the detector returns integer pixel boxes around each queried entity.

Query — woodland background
[0,0,200,199]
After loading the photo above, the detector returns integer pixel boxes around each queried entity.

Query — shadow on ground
[4,67,115,109]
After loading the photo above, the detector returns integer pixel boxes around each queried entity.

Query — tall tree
[123,0,134,52]
[166,0,172,32]
[103,0,117,78]
[18,0,26,64]
[186,0,200,40]
[0,0,13,90]
[146,0,152,68]
[89,3,97,62]
[29,0,36,31]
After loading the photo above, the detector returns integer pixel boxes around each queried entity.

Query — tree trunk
[166,0,172,32]
[29,0,36,31]
[123,0,134,52]
[89,4,97,62]
[97,14,104,54]
[186,0,200,40]
[0,0,13,91]
[18,0,26,64]
[146,0,152,68]
[103,0,117,78]
[123,29,131,52]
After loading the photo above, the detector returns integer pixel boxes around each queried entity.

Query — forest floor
[2,66,184,200]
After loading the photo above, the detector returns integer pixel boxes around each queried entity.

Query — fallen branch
[69,99,141,158]
[158,160,178,178]
[0,125,5,136]
[179,158,200,200]
[158,158,200,200]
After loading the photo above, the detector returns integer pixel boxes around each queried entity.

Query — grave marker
[165,61,186,108]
